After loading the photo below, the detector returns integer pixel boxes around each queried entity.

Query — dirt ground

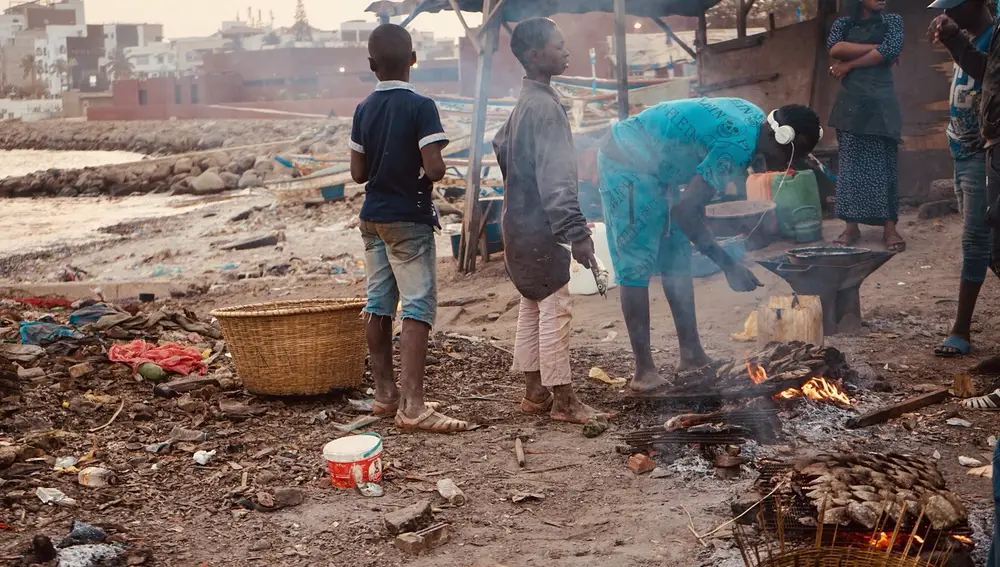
[2,193,1000,567]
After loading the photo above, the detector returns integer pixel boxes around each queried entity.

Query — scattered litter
[59,520,107,547]
[588,366,626,387]
[968,465,993,479]
[334,415,380,432]
[730,312,758,342]
[108,340,207,376]
[193,450,217,466]
[510,491,545,503]
[54,456,79,471]
[436,478,467,506]
[20,321,86,345]
[56,543,124,567]
[77,467,115,488]
[348,398,375,413]
[650,467,670,479]
[946,418,973,428]
[933,450,941,460]
[601,331,618,342]
[0,343,45,362]
[169,426,208,443]
[36,487,78,507]
[137,362,168,383]
[959,456,983,467]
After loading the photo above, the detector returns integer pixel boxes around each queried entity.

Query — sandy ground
[0,150,145,179]
[3,194,1000,567]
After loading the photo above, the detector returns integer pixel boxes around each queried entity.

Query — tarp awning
[367,0,722,21]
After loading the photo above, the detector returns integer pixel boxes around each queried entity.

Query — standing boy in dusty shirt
[493,18,611,424]
[350,24,470,433]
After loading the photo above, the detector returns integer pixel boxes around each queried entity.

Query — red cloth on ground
[108,340,206,376]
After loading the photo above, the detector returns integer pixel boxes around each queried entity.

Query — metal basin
[785,246,873,267]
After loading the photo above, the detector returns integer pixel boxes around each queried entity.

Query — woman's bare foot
[550,385,613,424]
[630,367,670,393]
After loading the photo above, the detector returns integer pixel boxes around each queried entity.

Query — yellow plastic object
[757,295,824,347]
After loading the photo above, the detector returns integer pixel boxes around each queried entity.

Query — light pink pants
[511,285,572,387]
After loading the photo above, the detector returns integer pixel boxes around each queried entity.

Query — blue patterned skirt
[834,130,899,225]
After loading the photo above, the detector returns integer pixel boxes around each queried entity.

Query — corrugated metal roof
[367,0,721,21]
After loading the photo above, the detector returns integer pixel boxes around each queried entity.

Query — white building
[34,23,85,93]
[0,13,27,46]
[125,41,175,78]
[172,36,228,73]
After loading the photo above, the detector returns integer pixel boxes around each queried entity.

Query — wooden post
[458,0,498,273]
[612,0,629,121]
[737,0,747,38]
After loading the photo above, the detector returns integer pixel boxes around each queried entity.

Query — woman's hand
[829,60,854,79]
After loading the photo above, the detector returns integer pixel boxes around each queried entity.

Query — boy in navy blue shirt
[350,24,470,433]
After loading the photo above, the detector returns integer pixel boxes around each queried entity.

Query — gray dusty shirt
[493,79,591,302]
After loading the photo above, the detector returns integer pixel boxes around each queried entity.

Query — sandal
[935,336,971,358]
[372,400,440,416]
[963,389,1000,410]
[394,407,473,432]
[884,234,906,253]
[833,231,860,247]
[520,393,554,415]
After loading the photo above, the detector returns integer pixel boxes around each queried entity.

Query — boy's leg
[597,153,668,393]
[360,221,400,412]
[537,286,607,424]
[940,155,988,356]
[382,222,469,432]
[658,223,710,371]
[512,295,551,411]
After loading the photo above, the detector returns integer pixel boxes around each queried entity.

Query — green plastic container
[770,170,822,239]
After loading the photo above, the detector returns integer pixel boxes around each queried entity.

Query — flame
[952,535,973,545]
[746,361,852,405]
[779,377,853,405]
[870,532,891,549]
[746,361,768,384]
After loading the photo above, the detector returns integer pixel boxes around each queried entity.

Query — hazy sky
[83,0,480,39]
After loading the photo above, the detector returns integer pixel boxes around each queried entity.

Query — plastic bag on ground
[20,321,86,345]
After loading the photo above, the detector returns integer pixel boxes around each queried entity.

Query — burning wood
[630,341,852,404]
[764,453,967,532]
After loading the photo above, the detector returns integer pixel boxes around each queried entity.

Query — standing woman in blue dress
[827,0,906,252]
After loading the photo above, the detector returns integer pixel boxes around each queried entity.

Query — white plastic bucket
[568,222,618,296]
[322,433,383,489]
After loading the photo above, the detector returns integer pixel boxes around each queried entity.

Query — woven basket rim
[211,298,366,319]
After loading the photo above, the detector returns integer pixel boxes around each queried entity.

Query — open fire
[746,362,852,405]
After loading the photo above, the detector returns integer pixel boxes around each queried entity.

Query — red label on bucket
[323,433,384,489]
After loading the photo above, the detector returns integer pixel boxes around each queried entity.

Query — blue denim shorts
[955,154,990,283]
[359,220,437,327]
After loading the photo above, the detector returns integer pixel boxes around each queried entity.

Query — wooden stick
[680,505,708,548]
[89,399,125,433]
[522,463,579,475]
[514,439,526,468]
[700,481,787,538]
[845,389,950,429]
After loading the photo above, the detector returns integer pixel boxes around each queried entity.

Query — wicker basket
[756,547,940,567]
[211,298,367,395]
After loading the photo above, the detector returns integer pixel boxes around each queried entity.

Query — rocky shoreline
[0,120,349,198]
[0,119,330,154]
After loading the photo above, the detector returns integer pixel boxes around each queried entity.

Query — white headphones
[768,109,823,147]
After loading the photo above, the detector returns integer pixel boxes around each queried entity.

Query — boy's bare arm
[420,142,447,182]
[350,150,368,184]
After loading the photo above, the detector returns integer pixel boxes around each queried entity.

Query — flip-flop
[833,232,861,247]
[935,336,971,358]
[372,400,440,416]
[885,237,906,253]
[394,407,473,433]
[520,393,554,415]
[963,388,1000,411]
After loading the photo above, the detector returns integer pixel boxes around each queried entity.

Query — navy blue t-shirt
[350,81,449,227]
